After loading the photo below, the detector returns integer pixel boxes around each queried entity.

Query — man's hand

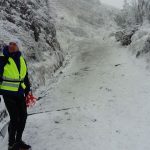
[25,91,37,107]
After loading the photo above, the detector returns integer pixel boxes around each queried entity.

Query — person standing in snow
[0,41,31,150]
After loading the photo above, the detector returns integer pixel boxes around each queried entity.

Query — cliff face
[0,0,64,89]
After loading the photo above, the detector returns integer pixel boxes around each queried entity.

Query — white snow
[1,0,150,150]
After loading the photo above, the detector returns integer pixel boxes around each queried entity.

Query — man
[0,41,31,150]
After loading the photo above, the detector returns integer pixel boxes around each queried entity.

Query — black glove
[24,87,31,96]
[0,76,3,82]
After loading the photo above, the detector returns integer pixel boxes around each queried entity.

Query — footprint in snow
[105,88,112,92]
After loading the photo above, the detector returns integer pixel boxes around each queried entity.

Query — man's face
[8,42,19,53]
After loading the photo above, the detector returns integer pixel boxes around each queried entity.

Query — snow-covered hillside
[49,0,118,51]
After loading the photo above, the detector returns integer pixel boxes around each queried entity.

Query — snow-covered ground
[1,0,150,150]
[2,34,150,150]
[21,35,150,150]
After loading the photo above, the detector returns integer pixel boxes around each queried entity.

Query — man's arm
[24,72,31,95]
[0,60,4,77]
[23,58,31,95]
[0,56,7,81]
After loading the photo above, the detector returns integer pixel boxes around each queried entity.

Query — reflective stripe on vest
[0,56,27,92]
[2,76,24,82]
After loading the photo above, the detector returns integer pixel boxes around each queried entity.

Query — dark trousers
[3,94,27,146]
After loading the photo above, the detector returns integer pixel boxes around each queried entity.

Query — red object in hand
[25,92,37,107]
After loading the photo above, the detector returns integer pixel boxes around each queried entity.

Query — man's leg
[3,95,19,146]
[16,95,27,142]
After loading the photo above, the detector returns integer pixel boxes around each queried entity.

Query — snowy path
[24,38,150,150]
[2,38,150,150]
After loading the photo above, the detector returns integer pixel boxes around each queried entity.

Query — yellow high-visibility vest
[0,56,27,92]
